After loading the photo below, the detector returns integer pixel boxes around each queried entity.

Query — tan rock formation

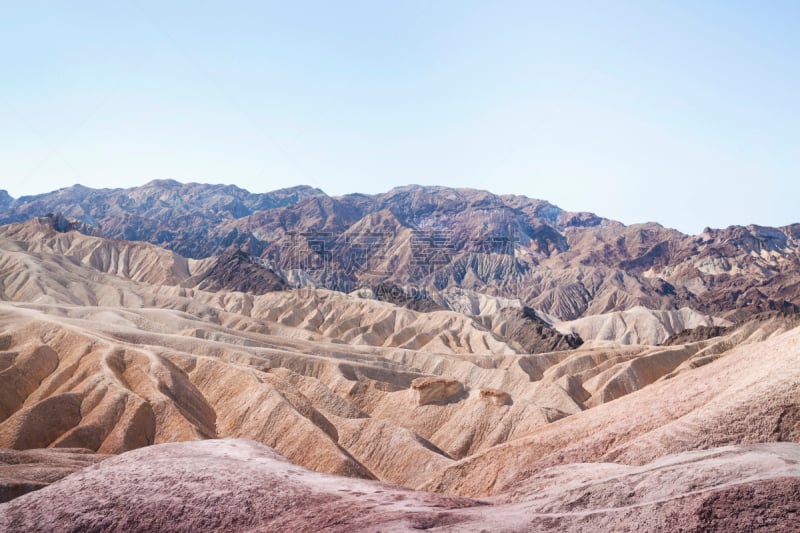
[478,388,511,406]
[410,377,465,406]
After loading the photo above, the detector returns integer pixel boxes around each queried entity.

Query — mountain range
[2,181,798,324]
[0,181,798,531]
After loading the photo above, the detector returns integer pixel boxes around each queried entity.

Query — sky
[0,1,798,234]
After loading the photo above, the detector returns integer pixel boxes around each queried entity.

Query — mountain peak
[143,178,183,188]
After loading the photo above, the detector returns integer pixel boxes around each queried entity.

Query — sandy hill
[556,305,732,345]
[1,439,798,532]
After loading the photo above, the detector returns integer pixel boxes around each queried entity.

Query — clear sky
[1,1,797,234]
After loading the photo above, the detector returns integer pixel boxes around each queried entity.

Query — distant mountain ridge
[0,181,325,258]
[1,181,799,321]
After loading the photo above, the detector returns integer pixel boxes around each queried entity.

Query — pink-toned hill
[1,439,798,532]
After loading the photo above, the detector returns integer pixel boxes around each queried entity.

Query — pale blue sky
[1,1,797,234]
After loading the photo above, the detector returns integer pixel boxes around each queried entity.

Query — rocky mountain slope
[0,181,324,259]
[2,182,799,321]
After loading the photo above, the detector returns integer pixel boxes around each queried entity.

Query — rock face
[479,306,583,353]
[410,378,465,406]
[194,249,288,295]
[662,323,731,345]
[369,283,446,312]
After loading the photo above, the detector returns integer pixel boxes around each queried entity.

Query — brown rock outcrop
[410,377,465,406]
[478,388,511,406]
